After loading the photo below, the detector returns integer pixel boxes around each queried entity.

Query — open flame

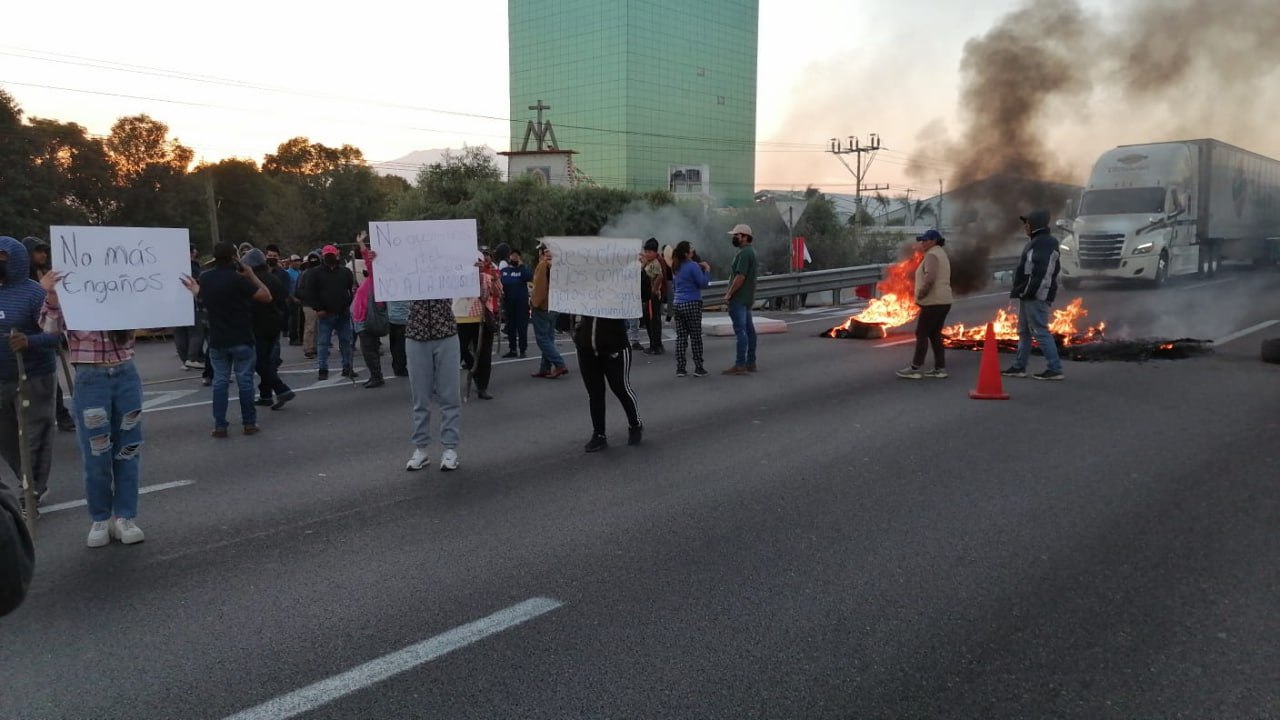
[942,297,1106,346]
[829,251,924,333]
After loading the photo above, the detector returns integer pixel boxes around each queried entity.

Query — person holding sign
[403,298,462,472]
[39,270,147,546]
[0,236,62,517]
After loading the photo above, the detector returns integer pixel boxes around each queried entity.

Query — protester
[243,249,296,408]
[404,297,462,472]
[386,300,410,377]
[500,248,533,358]
[183,242,272,437]
[39,270,147,546]
[296,252,322,358]
[1004,209,1065,381]
[173,245,206,371]
[530,245,568,378]
[351,231,387,389]
[640,238,669,354]
[722,224,759,375]
[0,458,33,615]
[304,244,358,381]
[285,254,303,346]
[574,314,643,452]
[0,237,60,517]
[455,251,502,400]
[897,230,954,379]
[23,236,74,431]
[670,240,711,377]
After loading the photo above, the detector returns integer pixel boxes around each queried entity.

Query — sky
[8,0,1258,200]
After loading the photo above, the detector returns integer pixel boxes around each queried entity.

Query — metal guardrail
[699,255,1023,305]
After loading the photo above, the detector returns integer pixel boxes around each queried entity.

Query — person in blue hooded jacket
[0,236,62,516]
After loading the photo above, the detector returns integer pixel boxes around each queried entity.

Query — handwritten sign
[367,219,480,301]
[543,236,642,319]
[49,226,194,331]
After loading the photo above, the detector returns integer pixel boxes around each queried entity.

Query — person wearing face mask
[305,245,359,381]
[722,223,759,375]
[23,237,75,432]
[499,249,533,358]
[0,237,62,517]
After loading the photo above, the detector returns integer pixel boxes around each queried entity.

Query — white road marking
[875,339,916,348]
[1177,278,1233,292]
[1213,319,1280,346]
[221,597,564,720]
[142,389,200,410]
[40,480,196,514]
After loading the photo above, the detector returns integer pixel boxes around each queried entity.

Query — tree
[896,197,937,226]
[414,146,502,207]
[104,115,197,228]
[0,88,40,236]
[105,115,193,182]
[25,118,115,227]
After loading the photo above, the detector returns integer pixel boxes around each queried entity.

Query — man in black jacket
[243,250,296,410]
[301,244,358,381]
[1,450,34,617]
[1004,209,1065,381]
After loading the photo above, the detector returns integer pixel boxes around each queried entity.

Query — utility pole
[938,178,944,231]
[828,134,890,227]
[204,172,221,250]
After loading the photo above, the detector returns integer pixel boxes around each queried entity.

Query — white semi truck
[1058,139,1280,287]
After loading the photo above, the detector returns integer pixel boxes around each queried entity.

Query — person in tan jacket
[898,230,953,379]
[530,245,568,378]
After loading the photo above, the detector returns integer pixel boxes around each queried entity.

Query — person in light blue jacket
[669,240,712,378]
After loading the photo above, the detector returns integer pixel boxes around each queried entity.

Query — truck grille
[1078,233,1125,268]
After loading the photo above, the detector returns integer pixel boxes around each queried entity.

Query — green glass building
[508,0,758,206]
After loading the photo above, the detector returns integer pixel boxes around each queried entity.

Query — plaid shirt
[39,302,135,364]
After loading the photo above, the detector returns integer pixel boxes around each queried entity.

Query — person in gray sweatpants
[403,298,462,472]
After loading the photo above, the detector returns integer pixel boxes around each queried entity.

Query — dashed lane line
[220,597,564,720]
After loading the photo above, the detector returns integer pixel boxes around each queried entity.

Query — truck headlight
[1132,242,1155,255]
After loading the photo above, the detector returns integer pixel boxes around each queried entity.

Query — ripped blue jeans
[73,360,143,521]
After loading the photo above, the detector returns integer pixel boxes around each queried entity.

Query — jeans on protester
[1014,299,1062,373]
[316,312,354,372]
[209,344,257,430]
[71,361,143,522]
[726,301,757,368]
[532,309,565,372]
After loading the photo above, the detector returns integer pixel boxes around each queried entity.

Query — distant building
[508,0,759,206]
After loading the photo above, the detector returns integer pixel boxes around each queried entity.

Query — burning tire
[1262,338,1280,364]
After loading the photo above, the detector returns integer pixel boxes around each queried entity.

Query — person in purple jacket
[669,240,712,378]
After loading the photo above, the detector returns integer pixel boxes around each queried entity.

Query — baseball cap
[289,254,301,262]
[322,244,339,256]
[728,223,753,237]
[915,229,945,243]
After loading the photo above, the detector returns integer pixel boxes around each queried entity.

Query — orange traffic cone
[969,322,1010,400]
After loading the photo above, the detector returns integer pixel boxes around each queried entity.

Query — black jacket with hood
[300,261,356,315]
[1011,209,1061,303]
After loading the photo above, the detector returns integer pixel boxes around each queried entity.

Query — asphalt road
[2,268,1278,719]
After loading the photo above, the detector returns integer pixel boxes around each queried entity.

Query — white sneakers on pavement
[87,521,110,548]
[406,448,430,471]
[87,517,144,547]
[111,517,145,545]
[440,448,459,472]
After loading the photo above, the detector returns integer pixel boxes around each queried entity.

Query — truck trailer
[1058,139,1280,287]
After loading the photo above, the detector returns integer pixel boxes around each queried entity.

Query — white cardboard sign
[49,226,194,331]
[543,236,642,319]
[367,219,480,301]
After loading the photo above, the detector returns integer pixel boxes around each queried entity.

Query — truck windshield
[1079,187,1166,216]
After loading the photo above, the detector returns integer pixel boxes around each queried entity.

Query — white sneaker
[87,521,110,548]
[440,448,459,472]
[406,448,430,471]
[111,517,145,545]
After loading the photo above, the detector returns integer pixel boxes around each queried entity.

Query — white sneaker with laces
[87,521,111,548]
[406,448,430,471]
[440,448,459,472]
[111,517,145,545]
